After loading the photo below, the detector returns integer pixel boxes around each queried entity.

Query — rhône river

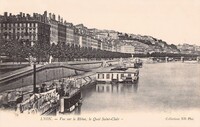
[78,62,200,114]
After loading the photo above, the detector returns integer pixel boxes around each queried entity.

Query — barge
[15,81,82,115]
[59,86,82,113]
[96,66,139,83]
[16,87,59,115]
[125,58,143,68]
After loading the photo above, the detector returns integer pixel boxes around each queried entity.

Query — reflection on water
[95,83,138,93]
[74,104,82,115]
[71,83,138,115]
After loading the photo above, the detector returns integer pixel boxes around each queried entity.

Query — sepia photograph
[0,0,200,127]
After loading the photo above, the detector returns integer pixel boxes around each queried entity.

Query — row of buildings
[0,11,104,50]
[0,11,191,55]
[0,11,153,54]
[177,44,200,55]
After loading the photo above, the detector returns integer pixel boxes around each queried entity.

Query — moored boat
[15,87,59,115]
[96,66,139,83]
[124,58,143,68]
[59,81,82,113]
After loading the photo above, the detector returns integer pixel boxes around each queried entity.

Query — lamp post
[31,57,37,93]
[33,62,36,93]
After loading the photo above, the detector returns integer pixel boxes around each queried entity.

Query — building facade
[58,22,66,43]
[0,12,50,46]
[120,45,135,54]
[65,23,74,44]
[0,11,120,54]
[48,13,58,44]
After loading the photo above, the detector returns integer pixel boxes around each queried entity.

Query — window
[99,74,105,79]
[98,74,100,79]
[121,74,124,78]
[106,74,110,79]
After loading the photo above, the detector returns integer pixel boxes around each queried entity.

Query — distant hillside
[91,29,180,53]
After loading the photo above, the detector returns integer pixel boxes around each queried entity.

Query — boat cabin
[96,67,139,83]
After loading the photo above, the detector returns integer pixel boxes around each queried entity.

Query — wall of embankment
[0,60,119,93]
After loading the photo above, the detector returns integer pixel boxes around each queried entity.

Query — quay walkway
[0,63,92,93]
[0,60,118,93]
[0,65,114,106]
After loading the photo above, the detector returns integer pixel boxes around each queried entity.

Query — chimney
[61,17,63,23]
[53,14,55,20]
[44,11,47,16]
[4,12,8,17]
[33,13,36,19]
[20,12,23,17]
[49,13,52,19]
[58,15,60,22]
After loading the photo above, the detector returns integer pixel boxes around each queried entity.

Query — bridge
[149,56,200,62]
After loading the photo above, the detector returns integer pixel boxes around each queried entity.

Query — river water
[77,62,200,114]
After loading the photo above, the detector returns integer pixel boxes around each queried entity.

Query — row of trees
[1,39,198,63]
[50,42,131,61]
[0,40,131,62]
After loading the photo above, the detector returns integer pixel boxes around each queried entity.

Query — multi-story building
[88,28,100,36]
[65,22,74,44]
[97,40,102,49]
[48,13,58,45]
[91,37,98,49]
[120,40,151,54]
[95,32,109,40]
[120,45,135,54]
[86,36,92,48]
[81,35,87,47]
[75,24,89,36]
[108,31,119,39]
[58,20,66,43]
[74,31,80,46]
[107,41,113,51]
[101,41,109,51]
[177,44,199,54]
[0,11,50,46]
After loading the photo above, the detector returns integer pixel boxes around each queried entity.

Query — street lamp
[33,61,36,93]
[31,57,37,93]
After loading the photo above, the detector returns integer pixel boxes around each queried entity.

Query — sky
[0,0,200,45]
